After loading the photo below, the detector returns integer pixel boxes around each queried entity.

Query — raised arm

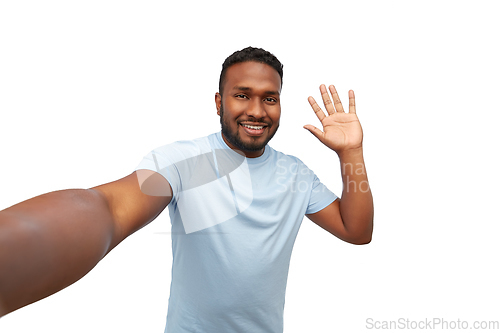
[0,170,171,317]
[304,84,373,244]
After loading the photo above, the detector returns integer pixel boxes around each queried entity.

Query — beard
[219,104,278,153]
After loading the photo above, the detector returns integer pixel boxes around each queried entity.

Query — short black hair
[218,46,283,95]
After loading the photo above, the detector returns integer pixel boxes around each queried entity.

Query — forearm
[0,189,120,316]
[338,147,374,243]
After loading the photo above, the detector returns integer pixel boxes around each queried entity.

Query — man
[0,47,373,332]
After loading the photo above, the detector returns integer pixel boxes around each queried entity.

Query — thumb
[303,125,324,143]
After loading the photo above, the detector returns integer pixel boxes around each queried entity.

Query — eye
[235,94,249,99]
[264,97,277,103]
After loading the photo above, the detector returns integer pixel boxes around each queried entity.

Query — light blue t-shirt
[135,132,337,333]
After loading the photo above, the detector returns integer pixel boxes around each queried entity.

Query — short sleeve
[134,138,218,202]
[305,174,338,215]
[134,146,185,200]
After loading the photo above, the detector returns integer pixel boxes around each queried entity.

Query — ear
[215,92,221,115]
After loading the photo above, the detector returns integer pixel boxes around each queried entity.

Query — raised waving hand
[304,84,363,155]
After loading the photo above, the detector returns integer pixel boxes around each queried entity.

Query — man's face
[216,61,281,158]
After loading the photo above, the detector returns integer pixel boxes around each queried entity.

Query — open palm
[304,84,363,154]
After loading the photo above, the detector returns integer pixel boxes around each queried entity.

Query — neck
[220,132,265,158]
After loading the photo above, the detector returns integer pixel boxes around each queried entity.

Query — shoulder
[151,133,216,162]
[270,148,313,173]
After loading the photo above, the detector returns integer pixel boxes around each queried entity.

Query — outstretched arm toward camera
[304,85,373,244]
[0,170,171,317]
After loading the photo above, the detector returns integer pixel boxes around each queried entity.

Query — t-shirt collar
[215,131,270,164]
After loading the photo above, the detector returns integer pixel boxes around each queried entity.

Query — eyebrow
[232,86,280,95]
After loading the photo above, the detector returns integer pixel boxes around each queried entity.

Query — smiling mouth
[240,123,267,136]
[242,124,265,130]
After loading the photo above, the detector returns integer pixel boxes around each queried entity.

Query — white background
[1,1,499,332]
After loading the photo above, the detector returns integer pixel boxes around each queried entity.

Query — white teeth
[242,124,264,130]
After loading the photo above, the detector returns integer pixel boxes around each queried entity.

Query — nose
[245,99,267,120]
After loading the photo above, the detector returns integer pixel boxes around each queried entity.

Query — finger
[303,125,325,143]
[348,90,356,114]
[308,96,326,122]
[329,85,344,113]
[320,84,335,115]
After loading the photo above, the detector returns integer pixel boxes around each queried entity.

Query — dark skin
[0,170,171,316]
[216,62,373,243]
[216,62,281,158]
[304,84,373,244]
[0,61,373,317]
